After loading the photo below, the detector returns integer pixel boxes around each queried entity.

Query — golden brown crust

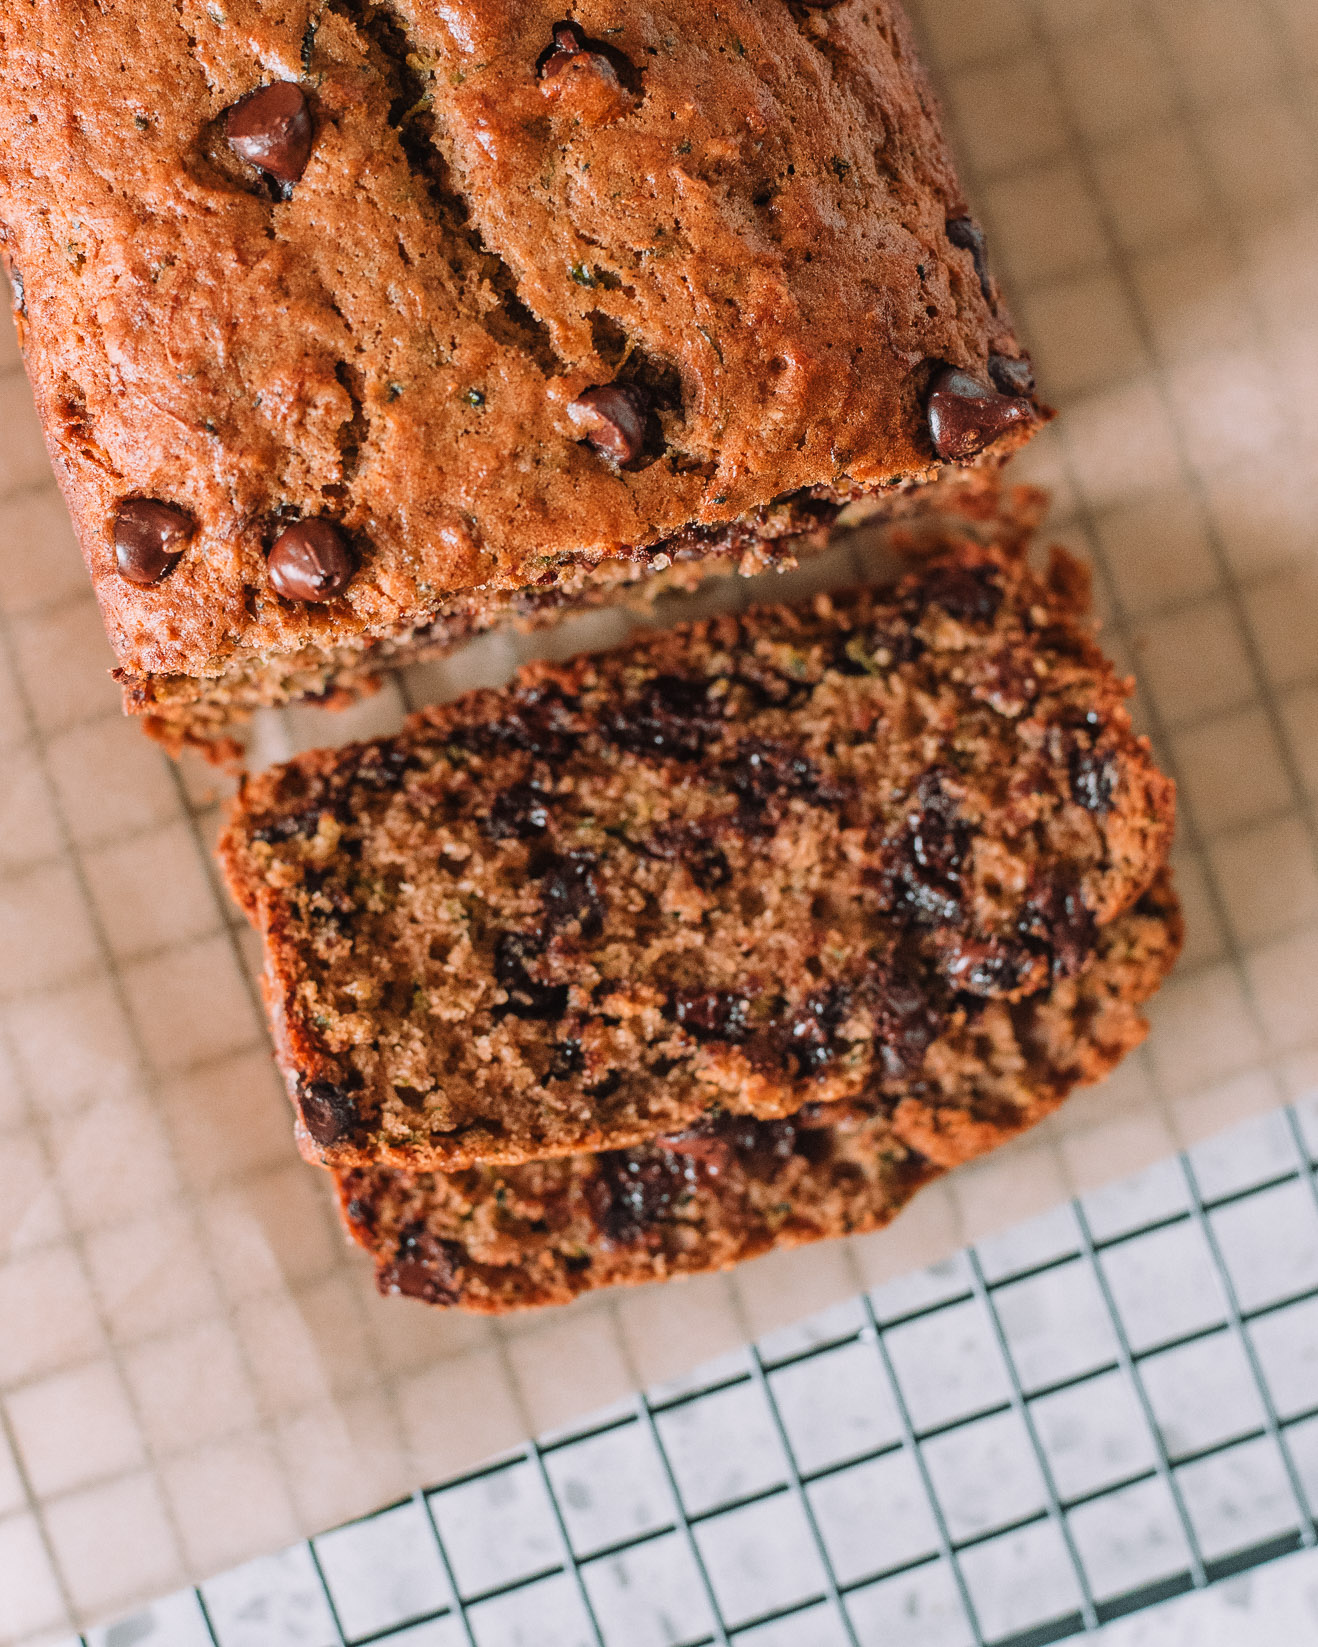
[334,877,1182,1313]
[219,497,1176,1174]
[0,0,1043,736]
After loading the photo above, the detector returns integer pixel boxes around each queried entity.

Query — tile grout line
[963,1249,1100,1630]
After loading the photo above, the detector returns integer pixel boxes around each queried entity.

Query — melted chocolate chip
[887,771,971,927]
[944,937,1045,998]
[1021,880,1096,979]
[378,1226,464,1306]
[483,783,551,840]
[946,215,993,304]
[781,983,853,1074]
[917,562,1004,625]
[344,1196,374,1229]
[268,519,354,603]
[725,740,830,811]
[926,366,1035,462]
[568,383,649,465]
[226,82,314,187]
[346,741,415,790]
[541,850,606,937]
[461,685,582,761]
[113,499,195,586]
[609,673,722,761]
[721,1117,800,1176]
[494,932,570,1019]
[672,989,753,1043]
[588,1147,695,1246]
[298,1079,357,1146]
[645,823,731,890]
[1069,745,1119,815]
[989,352,1036,398]
[873,967,942,1075]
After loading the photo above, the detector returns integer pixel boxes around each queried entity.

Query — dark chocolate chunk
[494,932,569,1019]
[918,562,1004,626]
[726,1117,800,1176]
[946,215,993,304]
[1021,880,1096,979]
[671,989,753,1043]
[298,1079,357,1146]
[568,383,649,465]
[989,352,1036,398]
[541,850,606,937]
[944,937,1045,998]
[887,771,971,927]
[483,783,551,840]
[873,967,942,1075]
[1069,745,1119,816]
[588,1148,695,1246]
[926,366,1035,462]
[725,739,831,811]
[113,499,195,587]
[268,518,354,603]
[609,673,722,761]
[780,983,853,1074]
[226,82,314,187]
[378,1226,463,1306]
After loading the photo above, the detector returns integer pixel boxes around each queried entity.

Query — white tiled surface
[1,0,1317,1637]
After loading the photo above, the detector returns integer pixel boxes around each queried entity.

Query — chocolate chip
[588,1148,694,1246]
[268,518,354,603]
[781,983,853,1074]
[1069,745,1119,815]
[113,499,195,586]
[725,739,831,811]
[494,932,569,1019]
[298,1079,357,1146]
[541,850,606,937]
[538,21,635,123]
[944,937,1045,998]
[609,673,722,761]
[226,82,313,187]
[671,989,752,1043]
[946,215,993,304]
[873,966,942,1075]
[568,383,649,465]
[918,562,1004,625]
[378,1226,463,1306]
[989,352,1036,398]
[482,783,551,840]
[1021,880,1096,979]
[926,366,1035,462]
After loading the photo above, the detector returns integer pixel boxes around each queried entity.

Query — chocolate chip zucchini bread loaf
[0,0,1044,752]
[220,503,1176,1173]
[336,875,1182,1312]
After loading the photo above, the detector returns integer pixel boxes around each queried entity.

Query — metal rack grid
[81,1095,1318,1647]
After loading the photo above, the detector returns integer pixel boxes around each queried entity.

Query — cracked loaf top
[0,0,1040,695]
[219,497,1175,1174]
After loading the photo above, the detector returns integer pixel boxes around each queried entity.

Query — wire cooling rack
[77,1094,1318,1647]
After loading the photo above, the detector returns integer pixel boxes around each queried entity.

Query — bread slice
[220,494,1175,1172]
[334,876,1181,1312]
